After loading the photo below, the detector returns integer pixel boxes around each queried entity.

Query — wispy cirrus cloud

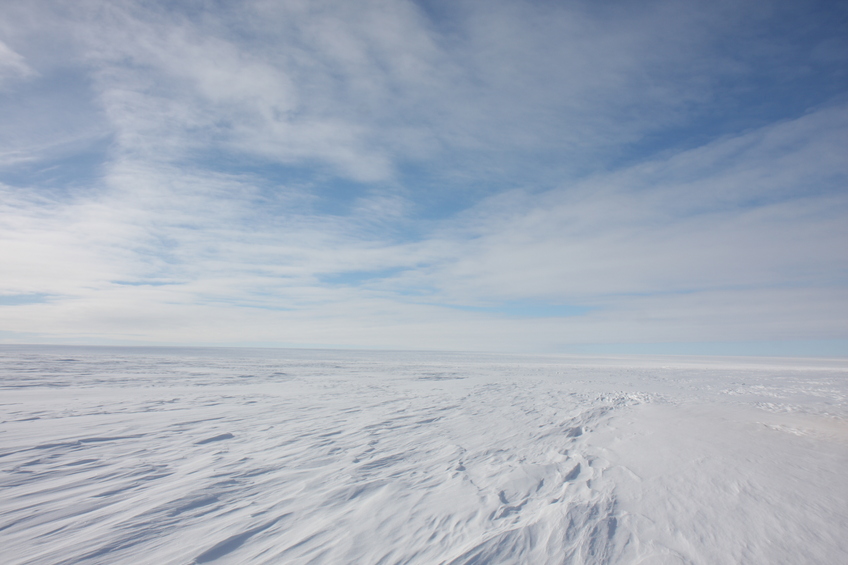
[0,40,35,86]
[428,105,848,299]
[0,0,846,354]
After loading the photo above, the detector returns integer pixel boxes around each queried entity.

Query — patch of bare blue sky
[0,293,52,306]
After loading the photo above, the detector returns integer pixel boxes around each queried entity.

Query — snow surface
[1,346,846,564]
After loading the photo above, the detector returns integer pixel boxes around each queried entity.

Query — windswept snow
[1,346,846,564]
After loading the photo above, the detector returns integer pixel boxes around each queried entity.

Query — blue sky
[1,0,846,355]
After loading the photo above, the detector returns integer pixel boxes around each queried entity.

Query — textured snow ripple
[1,347,846,564]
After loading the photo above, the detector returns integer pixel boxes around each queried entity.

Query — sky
[0,0,846,355]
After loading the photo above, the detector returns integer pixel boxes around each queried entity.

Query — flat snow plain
[1,346,846,564]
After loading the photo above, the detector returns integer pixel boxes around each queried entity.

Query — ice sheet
[1,346,846,564]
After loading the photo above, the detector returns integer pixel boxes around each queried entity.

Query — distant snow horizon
[2,340,847,359]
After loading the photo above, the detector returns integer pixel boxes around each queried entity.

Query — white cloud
[3,104,844,348]
[6,0,814,182]
[0,40,35,86]
[0,0,846,352]
[424,105,848,301]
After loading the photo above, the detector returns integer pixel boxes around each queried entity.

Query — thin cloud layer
[1,0,846,353]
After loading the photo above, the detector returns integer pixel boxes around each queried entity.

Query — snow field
[1,347,846,564]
